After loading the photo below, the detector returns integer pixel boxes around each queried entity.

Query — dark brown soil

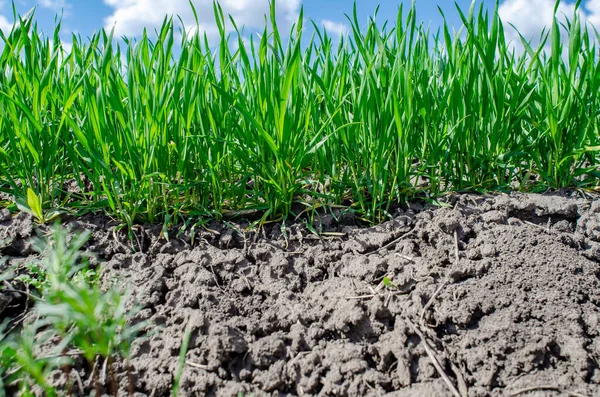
[1,192,600,397]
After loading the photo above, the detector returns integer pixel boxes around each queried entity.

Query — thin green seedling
[0,321,15,397]
[172,319,193,397]
[3,323,70,397]
[382,275,399,291]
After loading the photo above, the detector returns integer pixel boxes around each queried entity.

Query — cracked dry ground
[1,192,600,396]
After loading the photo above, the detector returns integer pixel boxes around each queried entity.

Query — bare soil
[1,192,600,397]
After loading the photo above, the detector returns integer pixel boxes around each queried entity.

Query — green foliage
[13,259,47,293]
[382,275,399,290]
[33,227,139,367]
[0,225,141,395]
[172,319,194,397]
[15,188,61,225]
[0,1,598,225]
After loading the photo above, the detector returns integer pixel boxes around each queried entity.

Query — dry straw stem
[509,385,588,397]
[367,227,416,256]
[405,318,464,397]
[185,361,210,371]
[419,229,460,326]
[408,228,467,397]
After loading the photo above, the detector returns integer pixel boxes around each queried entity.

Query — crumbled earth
[1,192,600,397]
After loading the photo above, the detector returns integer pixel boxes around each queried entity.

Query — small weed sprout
[382,276,399,291]
[0,225,144,395]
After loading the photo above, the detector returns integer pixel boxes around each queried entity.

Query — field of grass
[0,1,598,229]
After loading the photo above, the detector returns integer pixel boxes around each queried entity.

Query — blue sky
[0,0,599,47]
[0,1,482,37]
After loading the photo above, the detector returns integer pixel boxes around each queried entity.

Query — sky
[0,0,599,49]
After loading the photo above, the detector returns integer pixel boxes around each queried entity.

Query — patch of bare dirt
[1,192,600,396]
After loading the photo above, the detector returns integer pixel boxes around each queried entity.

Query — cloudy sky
[0,0,599,47]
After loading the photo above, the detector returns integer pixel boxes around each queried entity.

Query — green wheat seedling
[0,0,598,225]
[15,188,62,225]
[172,319,193,397]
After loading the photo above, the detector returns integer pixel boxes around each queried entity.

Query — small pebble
[481,210,506,224]
[438,211,460,233]
[507,217,523,226]
[480,244,497,258]
[552,219,573,233]
[0,208,10,222]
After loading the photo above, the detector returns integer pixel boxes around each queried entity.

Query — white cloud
[321,19,348,37]
[0,14,12,33]
[39,0,71,13]
[58,39,72,54]
[586,0,600,25]
[103,0,301,39]
[499,0,600,51]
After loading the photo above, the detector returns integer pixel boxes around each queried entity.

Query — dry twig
[509,385,588,397]
[368,227,415,256]
[405,318,463,397]
[185,360,210,370]
[410,228,467,397]
[419,229,459,326]
[346,290,409,300]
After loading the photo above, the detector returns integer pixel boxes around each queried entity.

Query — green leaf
[26,188,44,223]
[382,276,398,290]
